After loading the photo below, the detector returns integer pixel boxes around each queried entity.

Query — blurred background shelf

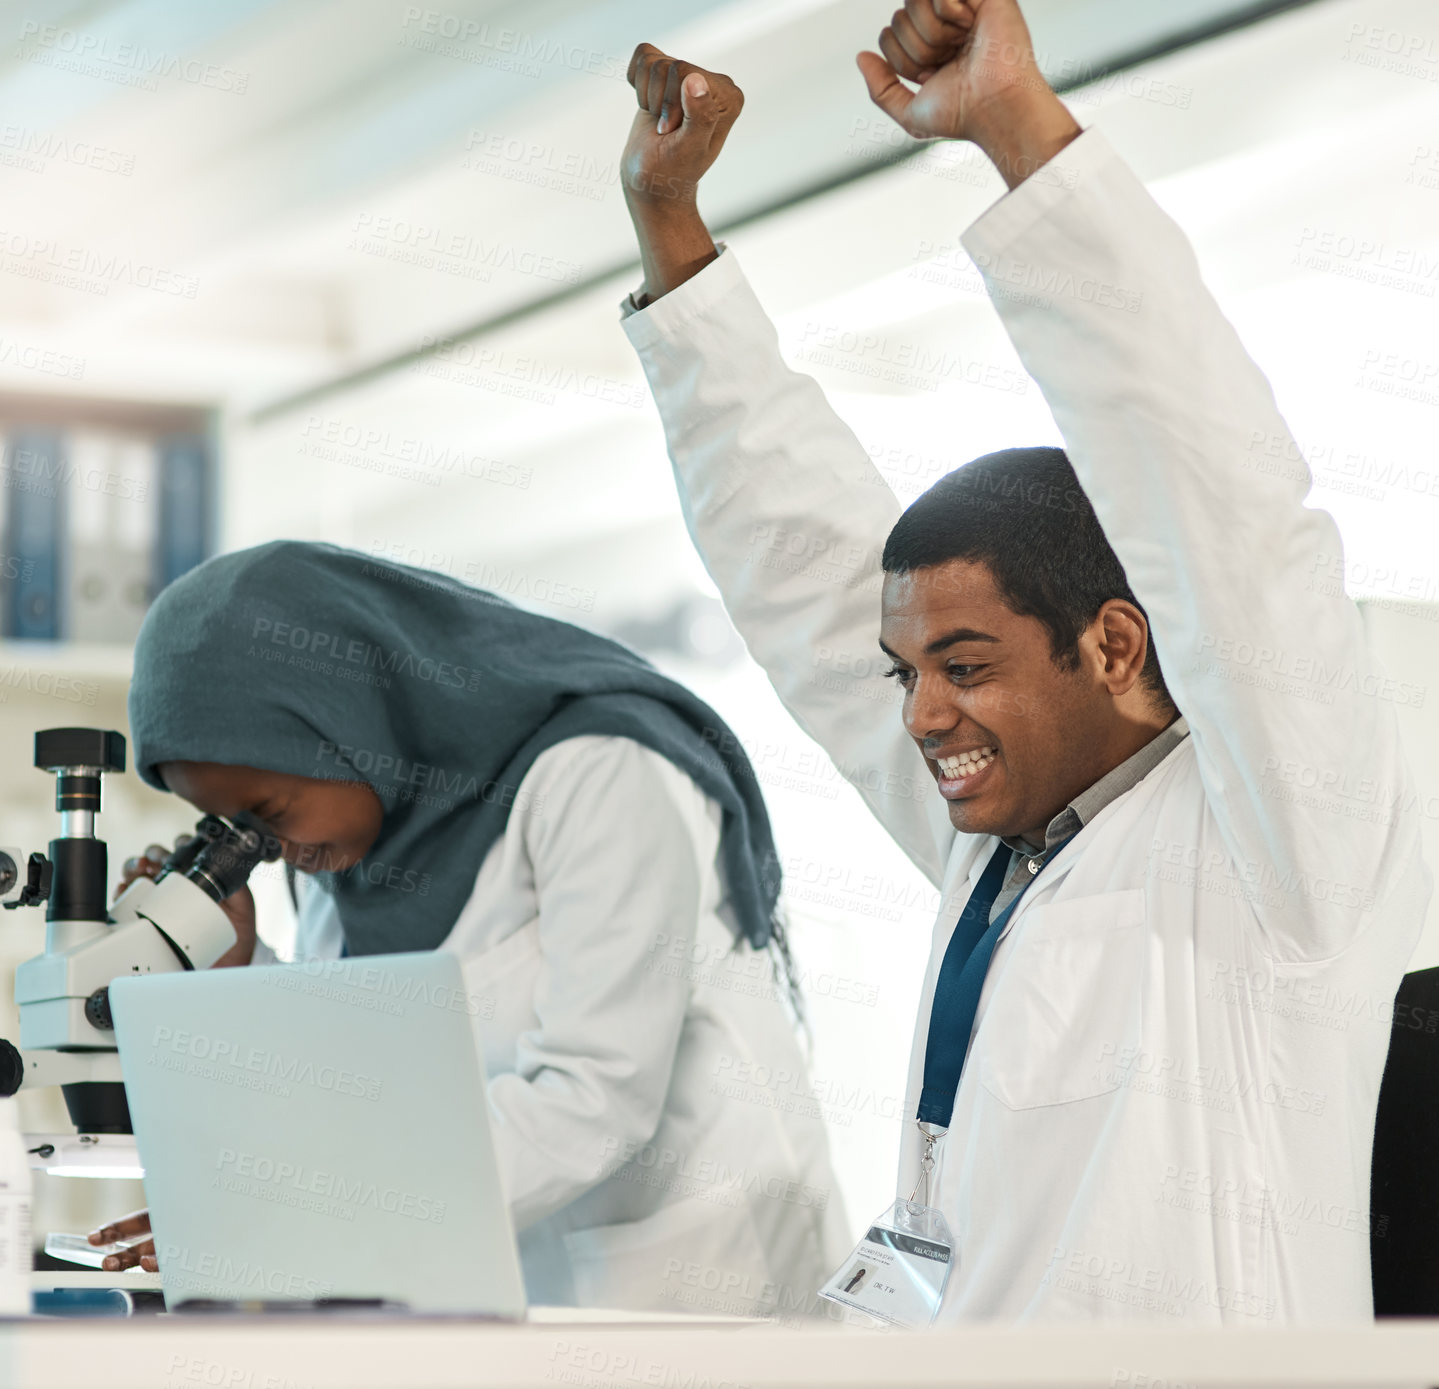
[0,640,135,683]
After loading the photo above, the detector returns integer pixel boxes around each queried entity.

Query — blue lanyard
[916,833,1077,1129]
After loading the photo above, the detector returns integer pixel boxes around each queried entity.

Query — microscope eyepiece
[159,816,223,876]
[171,813,283,904]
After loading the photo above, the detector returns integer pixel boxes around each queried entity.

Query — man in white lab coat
[615,0,1432,1324]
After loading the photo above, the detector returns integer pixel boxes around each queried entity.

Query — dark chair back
[1371,966,1439,1316]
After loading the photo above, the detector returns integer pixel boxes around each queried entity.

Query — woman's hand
[87,1208,156,1272]
[115,835,257,968]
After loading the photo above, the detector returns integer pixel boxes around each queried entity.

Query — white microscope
[0,726,280,1161]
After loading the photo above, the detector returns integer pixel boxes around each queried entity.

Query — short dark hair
[881,446,1176,714]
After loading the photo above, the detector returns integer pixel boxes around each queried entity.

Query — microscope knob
[0,1041,22,1098]
[84,988,114,1033]
[2,853,52,911]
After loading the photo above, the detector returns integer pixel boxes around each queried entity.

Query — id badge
[818,1199,954,1329]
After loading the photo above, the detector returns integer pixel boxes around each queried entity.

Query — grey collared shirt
[988,715,1190,922]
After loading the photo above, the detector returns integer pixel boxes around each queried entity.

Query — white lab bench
[5,1314,1439,1388]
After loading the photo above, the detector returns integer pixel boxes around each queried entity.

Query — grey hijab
[127,541,784,958]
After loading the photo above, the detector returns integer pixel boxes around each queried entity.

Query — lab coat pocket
[978,888,1147,1111]
[562,1193,770,1314]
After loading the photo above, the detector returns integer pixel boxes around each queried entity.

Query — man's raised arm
[860,0,1429,960]
[620,45,730,305]
[618,45,957,885]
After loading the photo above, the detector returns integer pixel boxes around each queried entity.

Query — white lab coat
[620,127,1432,1324]
[276,734,849,1315]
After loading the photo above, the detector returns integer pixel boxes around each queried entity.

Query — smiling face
[879,558,1164,846]
[156,761,383,874]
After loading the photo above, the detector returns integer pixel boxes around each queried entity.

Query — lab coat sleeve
[483,737,713,1229]
[622,250,955,887]
[960,127,1421,961]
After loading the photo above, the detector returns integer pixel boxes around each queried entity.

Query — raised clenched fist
[622,43,744,215]
[857,0,1078,188]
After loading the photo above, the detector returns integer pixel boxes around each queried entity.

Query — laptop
[110,951,527,1316]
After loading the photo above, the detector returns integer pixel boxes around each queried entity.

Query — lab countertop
[3,1315,1439,1388]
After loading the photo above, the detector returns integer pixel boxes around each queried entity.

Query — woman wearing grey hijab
[93,540,847,1315]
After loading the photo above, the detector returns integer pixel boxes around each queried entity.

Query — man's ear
[1092,598,1149,696]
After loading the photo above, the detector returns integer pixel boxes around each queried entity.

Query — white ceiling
[0,0,1434,633]
[219,0,1439,627]
[0,0,1320,408]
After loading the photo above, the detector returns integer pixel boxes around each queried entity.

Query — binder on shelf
[2,432,66,642]
[156,432,213,593]
[0,411,214,646]
[64,433,157,646]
